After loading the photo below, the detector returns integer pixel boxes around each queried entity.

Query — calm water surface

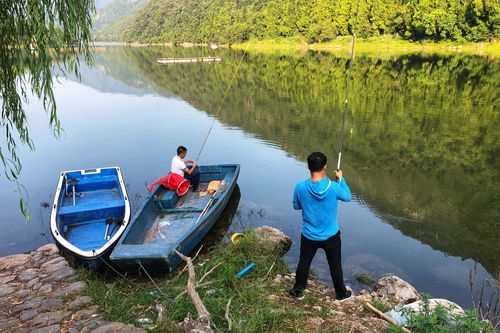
[0,46,498,308]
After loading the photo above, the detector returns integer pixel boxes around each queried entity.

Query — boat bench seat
[70,175,119,191]
[158,190,179,209]
[58,199,124,216]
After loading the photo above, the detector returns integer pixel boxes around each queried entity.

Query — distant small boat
[157,57,222,64]
[110,164,240,273]
[50,167,130,270]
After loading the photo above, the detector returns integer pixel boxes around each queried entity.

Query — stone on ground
[255,226,292,254]
[374,274,421,304]
[0,243,146,333]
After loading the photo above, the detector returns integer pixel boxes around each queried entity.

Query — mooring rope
[94,250,135,283]
[137,259,168,299]
[337,0,360,171]
[195,41,252,162]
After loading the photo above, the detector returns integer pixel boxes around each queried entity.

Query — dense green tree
[113,0,498,43]
[0,1,94,217]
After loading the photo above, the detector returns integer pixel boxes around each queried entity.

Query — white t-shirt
[171,155,187,176]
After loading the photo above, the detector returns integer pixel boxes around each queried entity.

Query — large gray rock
[0,253,30,270]
[26,277,40,288]
[40,257,66,270]
[32,311,70,327]
[37,243,59,255]
[41,265,76,283]
[0,285,15,297]
[12,296,43,313]
[53,281,86,297]
[70,296,93,309]
[0,274,16,284]
[73,306,99,321]
[0,318,18,330]
[30,324,61,333]
[19,268,39,281]
[254,226,292,254]
[40,298,63,311]
[374,275,421,304]
[20,309,38,322]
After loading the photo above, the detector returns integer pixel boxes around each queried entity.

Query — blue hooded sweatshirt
[293,177,352,241]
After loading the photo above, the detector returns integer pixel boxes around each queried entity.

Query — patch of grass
[80,232,335,332]
[370,297,391,313]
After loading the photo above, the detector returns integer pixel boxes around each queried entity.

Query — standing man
[290,152,352,301]
[171,146,200,191]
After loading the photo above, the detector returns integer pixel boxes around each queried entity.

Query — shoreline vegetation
[1,228,496,332]
[92,37,500,57]
[78,229,497,333]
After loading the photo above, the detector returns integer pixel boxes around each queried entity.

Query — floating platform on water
[157,57,222,64]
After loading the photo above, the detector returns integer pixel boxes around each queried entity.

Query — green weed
[80,232,334,332]
[353,272,375,286]
[387,295,494,333]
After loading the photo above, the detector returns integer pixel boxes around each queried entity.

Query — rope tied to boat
[93,250,135,283]
[137,259,168,300]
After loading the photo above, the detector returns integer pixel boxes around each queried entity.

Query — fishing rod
[337,0,360,172]
[195,41,251,162]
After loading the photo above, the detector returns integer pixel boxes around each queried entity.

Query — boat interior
[122,165,237,247]
[56,168,126,252]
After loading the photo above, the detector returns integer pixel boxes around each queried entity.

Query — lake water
[0,46,498,309]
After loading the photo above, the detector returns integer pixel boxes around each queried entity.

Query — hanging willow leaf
[0,1,95,219]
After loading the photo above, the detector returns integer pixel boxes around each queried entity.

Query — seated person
[171,145,200,192]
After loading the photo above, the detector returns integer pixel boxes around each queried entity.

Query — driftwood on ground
[225,297,233,332]
[365,302,411,333]
[174,250,214,333]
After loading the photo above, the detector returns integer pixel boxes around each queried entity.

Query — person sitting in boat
[171,146,200,192]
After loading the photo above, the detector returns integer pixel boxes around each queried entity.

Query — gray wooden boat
[110,164,240,273]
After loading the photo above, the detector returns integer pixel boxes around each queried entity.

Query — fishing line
[337,0,360,171]
[195,41,251,162]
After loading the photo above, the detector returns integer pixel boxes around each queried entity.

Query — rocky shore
[1,228,488,333]
[0,244,145,333]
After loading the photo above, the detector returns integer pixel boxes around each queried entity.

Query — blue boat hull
[50,167,131,270]
[110,164,240,273]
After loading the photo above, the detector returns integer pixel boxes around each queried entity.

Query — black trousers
[184,165,200,190]
[293,232,348,296]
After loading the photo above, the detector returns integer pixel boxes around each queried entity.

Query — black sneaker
[288,288,304,300]
[335,290,352,301]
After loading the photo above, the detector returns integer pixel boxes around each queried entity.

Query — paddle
[104,217,113,240]
[108,218,124,239]
[195,180,226,225]
[65,177,79,206]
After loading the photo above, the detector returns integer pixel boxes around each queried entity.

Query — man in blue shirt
[290,152,352,301]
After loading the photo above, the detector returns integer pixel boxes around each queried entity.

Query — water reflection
[84,46,499,276]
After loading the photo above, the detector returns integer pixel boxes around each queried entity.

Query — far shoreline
[92,36,500,58]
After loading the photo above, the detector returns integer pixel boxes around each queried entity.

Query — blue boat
[50,167,130,270]
[110,164,240,273]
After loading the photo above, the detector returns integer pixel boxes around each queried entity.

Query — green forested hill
[116,0,499,43]
[92,0,149,41]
